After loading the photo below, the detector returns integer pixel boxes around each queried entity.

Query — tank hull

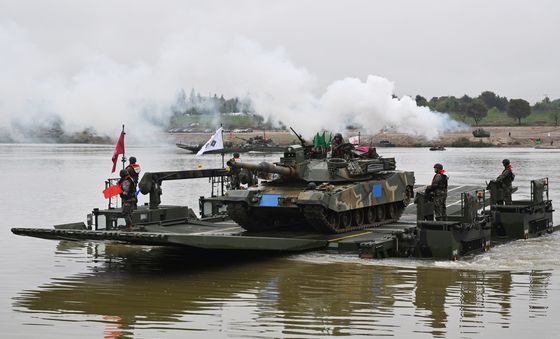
[224,171,415,233]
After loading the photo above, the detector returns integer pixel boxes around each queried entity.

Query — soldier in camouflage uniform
[331,133,345,158]
[427,163,448,220]
[119,169,137,231]
[496,158,515,205]
[229,153,242,189]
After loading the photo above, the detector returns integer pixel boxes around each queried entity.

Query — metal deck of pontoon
[12,185,501,253]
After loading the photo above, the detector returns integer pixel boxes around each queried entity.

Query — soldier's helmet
[334,133,342,140]
[119,169,128,178]
[129,156,137,164]
[433,163,443,170]
[502,159,510,166]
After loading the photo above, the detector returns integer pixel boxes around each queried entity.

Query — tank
[176,135,285,154]
[472,128,490,137]
[223,145,415,233]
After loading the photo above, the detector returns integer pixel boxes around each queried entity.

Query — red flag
[111,127,125,173]
[103,184,123,199]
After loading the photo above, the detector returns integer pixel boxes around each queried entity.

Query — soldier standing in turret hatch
[496,159,515,205]
[427,163,448,220]
[331,133,345,158]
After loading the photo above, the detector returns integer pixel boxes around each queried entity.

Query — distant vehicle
[472,128,490,138]
[177,135,285,154]
[377,140,396,147]
[429,146,446,151]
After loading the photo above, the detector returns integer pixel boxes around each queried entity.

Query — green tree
[465,100,488,125]
[415,95,429,107]
[478,91,498,109]
[507,99,531,125]
[457,94,473,114]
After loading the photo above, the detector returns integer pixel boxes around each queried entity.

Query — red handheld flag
[103,184,123,199]
[111,127,125,173]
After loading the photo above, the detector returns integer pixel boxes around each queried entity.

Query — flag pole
[121,124,126,171]
[220,123,225,195]
[220,123,225,168]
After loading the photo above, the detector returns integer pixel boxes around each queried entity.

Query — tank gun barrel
[227,160,298,177]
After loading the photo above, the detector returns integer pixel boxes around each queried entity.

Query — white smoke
[0,21,463,143]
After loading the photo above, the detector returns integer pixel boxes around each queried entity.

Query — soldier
[125,156,141,184]
[331,133,345,158]
[427,163,448,220]
[229,152,242,189]
[496,158,515,205]
[118,169,137,231]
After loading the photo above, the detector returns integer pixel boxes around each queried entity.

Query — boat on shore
[177,135,286,154]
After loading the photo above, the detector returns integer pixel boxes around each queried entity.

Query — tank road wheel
[227,202,273,232]
[365,206,376,224]
[303,206,343,233]
[376,205,385,222]
[352,209,365,226]
[339,211,352,229]
[386,203,397,220]
[325,210,340,230]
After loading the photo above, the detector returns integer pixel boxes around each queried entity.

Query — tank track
[227,202,277,232]
[303,203,404,234]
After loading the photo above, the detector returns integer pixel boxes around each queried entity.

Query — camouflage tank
[224,145,415,233]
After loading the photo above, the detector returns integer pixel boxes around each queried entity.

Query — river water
[1,144,560,338]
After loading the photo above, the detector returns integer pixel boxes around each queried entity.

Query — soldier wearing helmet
[496,159,515,204]
[427,163,448,220]
[331,133,345,158]
[118,169,137,231]
[229,153,242,189]
[125,156,141,184]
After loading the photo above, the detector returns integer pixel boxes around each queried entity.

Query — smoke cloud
[0,21,463,143]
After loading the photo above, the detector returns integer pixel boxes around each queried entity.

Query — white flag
[349,136,360,145]
[196,127,224,156]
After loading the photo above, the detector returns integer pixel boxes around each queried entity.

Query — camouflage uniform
[429,169,448,220]
[331,133,345,158]
[229,154,242,189]
[119,171,137,230]
[496,166,514,205]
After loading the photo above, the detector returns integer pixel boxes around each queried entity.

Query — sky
[1,0,558,139]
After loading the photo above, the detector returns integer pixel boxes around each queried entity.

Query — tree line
[171,88,253,115]
[415,91,560,126]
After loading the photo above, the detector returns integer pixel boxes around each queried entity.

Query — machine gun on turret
[290,127,307,146]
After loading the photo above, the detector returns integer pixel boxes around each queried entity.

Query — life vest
[432,170,448,190]
[127,163,141,174]
[119,176,136,200]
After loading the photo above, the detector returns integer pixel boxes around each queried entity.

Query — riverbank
[171,126,560,148]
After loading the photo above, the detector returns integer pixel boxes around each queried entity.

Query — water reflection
[13,243,555,338]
